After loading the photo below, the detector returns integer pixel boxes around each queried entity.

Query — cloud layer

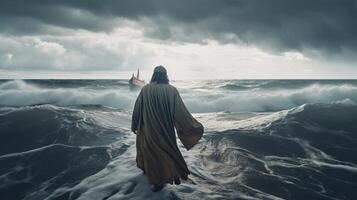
[1,0,356,55]
[0,0,357,78]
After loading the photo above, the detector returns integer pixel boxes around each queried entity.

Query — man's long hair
[150,71,169,84]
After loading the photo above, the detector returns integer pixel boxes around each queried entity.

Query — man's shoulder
[143,83,176,89]
[142,83,177,95]
[165,84,178,93]
[167,84,177,90]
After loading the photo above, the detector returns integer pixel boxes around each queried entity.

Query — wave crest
[1,80,357,113]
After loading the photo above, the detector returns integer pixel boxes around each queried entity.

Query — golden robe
[131,83,204,185]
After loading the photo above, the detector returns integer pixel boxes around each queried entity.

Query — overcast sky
[0,0,357,79]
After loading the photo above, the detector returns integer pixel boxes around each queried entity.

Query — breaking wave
[1,80,357,113]
[0,80,137,109]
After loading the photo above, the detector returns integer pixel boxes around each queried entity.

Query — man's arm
[131,90,143,134]
[173,88,204,150]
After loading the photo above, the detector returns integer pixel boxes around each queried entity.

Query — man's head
[151,65,169,84]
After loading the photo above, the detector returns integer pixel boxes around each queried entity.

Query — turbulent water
[0,79,357,200]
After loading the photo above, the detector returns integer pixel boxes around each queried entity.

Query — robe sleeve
[174,88,204,150]
[131,90,143,134]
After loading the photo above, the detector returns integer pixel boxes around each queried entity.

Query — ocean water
[0,79,357,200]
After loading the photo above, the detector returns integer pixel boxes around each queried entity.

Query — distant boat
[129,69,145,89]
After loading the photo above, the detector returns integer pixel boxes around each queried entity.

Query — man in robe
[131,65,204,192]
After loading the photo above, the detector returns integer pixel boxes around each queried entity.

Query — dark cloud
[1,0,357,56]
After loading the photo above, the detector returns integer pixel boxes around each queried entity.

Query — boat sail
[129,69,145,88]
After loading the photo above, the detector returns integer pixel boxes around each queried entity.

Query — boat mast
[137,69,140,80]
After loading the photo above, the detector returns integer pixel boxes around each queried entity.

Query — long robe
[131,83,204,185]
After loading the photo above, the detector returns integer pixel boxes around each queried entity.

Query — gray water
[0,79,357,200]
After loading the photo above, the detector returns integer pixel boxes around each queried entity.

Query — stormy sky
[0,0,357,79]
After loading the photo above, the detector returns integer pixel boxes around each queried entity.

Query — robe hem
[137,164,190,185]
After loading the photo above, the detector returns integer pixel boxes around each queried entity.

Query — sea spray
[1,79,357,112]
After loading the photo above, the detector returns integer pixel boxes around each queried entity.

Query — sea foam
[1,101,357,199]
[1,80,357,113]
